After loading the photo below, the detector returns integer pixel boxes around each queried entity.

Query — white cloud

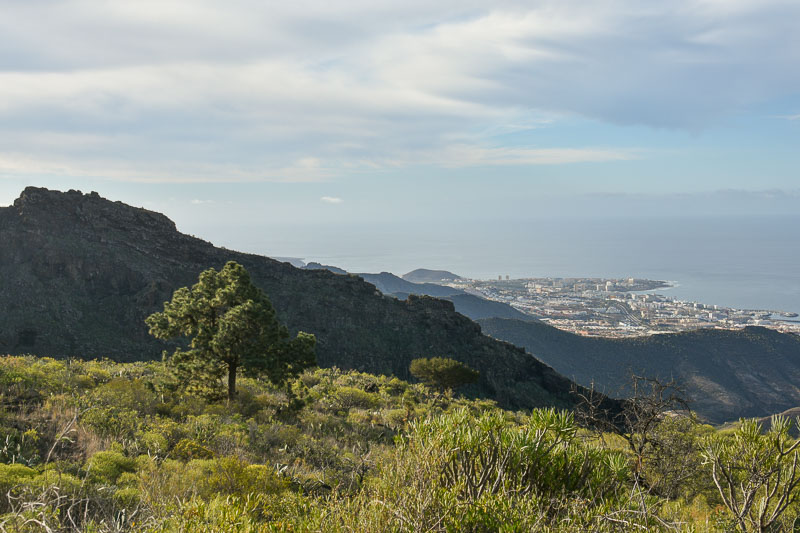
[0,151,331,183]
[433,145,638,167]
[0,0,797,182]
[320,196,343,204]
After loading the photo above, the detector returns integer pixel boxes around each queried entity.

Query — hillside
[478,317,800,423]
[444,293,534,321]
[357,271,533,322]
[402,268,462,283]
[303,262,347,274]
[356,272,464,298]
[0,356,750,532]
[0,187,582,411]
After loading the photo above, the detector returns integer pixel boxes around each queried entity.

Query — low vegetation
[3,356,800,532]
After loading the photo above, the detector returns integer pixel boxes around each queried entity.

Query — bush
[81,406,140,440]
[89,378,159,414]
[0,463,37,511]
[250,423,302,455]
[319,408,633,531]
[333,387,380,410]
[201,457,288,498]
[136,430,169,456]
[172,439,214,461]
[87,449,136,484]
[409,357,479,392]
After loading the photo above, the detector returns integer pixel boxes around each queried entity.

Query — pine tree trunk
[228,363,237,402]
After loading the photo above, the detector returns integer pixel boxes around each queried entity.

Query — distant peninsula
[402,268,463,283]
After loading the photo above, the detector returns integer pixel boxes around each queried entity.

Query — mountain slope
[443,294,534,321]
[0,187,584,411]
[356,272,464,298]
[358,272,534,322]
[478,317,800,423]
[403,268,462,283]
[303,262,347,275]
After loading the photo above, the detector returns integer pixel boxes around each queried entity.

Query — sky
[0,0,799,259]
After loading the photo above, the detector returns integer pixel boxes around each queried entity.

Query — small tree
[146,261,316,401]
[573,375,693,491]
[409,357,479,393]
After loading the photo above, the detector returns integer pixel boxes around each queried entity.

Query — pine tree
[146,261,316,400]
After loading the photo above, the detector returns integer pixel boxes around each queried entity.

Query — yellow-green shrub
[87,449,136,484]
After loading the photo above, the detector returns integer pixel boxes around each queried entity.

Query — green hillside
[479,317,800,423]
[3,355,799,532]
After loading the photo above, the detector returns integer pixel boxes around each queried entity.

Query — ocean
[214,215,800,316]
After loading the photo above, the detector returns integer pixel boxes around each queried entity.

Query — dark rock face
[0,187,584,411]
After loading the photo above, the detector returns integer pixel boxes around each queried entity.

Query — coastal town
[443,276,800,337]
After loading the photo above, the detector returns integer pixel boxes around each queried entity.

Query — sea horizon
[196,214,800,317]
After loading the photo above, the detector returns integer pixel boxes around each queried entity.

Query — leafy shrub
[382,408,408,430]
[87,449,136,484]
[89,378,159,414]
[172,439,214,461]
[81,406,140,440]
[333,387,380,410]
[702,416,800,531]
[0,463,37,511]
[250,422,302,455]
[200,456,288,498]
[136,430,169,456]
[142,493,308,533]
[322,408,632,531]
[113,485,141,507]
[381,377,407,396]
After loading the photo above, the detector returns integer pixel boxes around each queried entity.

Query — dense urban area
[444,276,800,337]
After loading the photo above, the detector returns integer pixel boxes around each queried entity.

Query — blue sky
[0,0,799,249]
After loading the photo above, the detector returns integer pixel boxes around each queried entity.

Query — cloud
[0,0,798,182]
[320,196,343,204]
[0,151,331,183]
[434,145,638,167]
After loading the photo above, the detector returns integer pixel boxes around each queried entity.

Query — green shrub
[250,422,302,455]
[382,408,408,430]
[136,430,169,456]
[201,457,288,498]
[173,439,214,461]
[89,378,159,414]
[333,387,380,410]
[142,493,307,533]
[87,449,136,484]
[381,377,407,396]
[0,463,37,510]
[321,408,633,531]
[81,406,140,440]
